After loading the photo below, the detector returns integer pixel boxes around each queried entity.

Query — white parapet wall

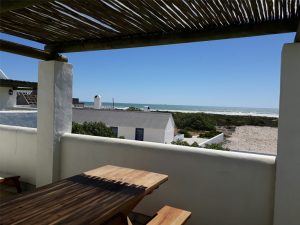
[60,133,276,225]
[0,111,37,128]
[200,133,224,146]
[0,125,37,184]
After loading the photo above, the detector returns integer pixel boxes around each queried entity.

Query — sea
[84,102,279,118]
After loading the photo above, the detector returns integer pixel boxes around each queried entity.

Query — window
[135,128,144,141]
[111,127,118,137]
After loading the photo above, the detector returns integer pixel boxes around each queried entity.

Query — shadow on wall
[0,112,37,128]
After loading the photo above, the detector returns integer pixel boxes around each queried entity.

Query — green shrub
[171,112,278,131]
[178,129,192,138]
[171,140,190,146]
[199,130,221,138]
[204,143,229,151]
[171,140,200,148]
[191,142,199,147]
[118,136,125,139]
[72,122,116,138]
[172,112,216,131]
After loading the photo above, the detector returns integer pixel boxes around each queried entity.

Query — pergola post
[273,43,300,225]
[36,60,73,187]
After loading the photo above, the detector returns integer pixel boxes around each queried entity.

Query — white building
[0,75,37,110]
[73,108,175,144]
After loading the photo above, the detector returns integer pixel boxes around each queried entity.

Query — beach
[84,102,279,118]
[223,126,278,155]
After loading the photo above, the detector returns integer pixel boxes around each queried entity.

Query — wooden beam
[45,19,298,53]
[0,39,67,62]
[0,0,53,13]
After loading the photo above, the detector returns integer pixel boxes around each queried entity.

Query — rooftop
[73,108,174,129]
[0,79,37,90]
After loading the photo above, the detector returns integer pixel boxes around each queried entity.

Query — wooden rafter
[0,40,67,61]
[0,0,53,13]
[45,19,298,53]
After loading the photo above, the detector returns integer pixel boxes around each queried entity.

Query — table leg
[12,177,22,193]
[103,196,143,225]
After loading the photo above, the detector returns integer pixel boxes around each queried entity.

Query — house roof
[73,108,174,130]
[0,79,37,90]
[0,0,299,60]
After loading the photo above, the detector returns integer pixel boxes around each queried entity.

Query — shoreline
[151,109,278,118]
[0,107,279,118]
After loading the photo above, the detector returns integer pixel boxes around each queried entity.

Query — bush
[191,142,199,147]
[171,112,278,131]
[172,112,216,131]
[199,130,221,138]
[72,122,116,138]
[204,143,229,151]
[171,140,200,148]
[171,140,190,146]
[178,129,192,138]
[118,136,125,139]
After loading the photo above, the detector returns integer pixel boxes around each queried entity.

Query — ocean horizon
[84,102,279,118]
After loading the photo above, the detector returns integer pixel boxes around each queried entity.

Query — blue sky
[0,32,295,108]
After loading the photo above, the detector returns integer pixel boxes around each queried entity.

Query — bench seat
[147,205,191,225]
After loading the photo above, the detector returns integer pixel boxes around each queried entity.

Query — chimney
[94,95,101,109]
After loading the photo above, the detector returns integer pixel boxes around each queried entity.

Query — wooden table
[0,165,168,225]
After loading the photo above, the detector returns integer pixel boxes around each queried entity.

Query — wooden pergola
[0,0,299,61]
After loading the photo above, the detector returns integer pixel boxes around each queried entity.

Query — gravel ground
[223,126,278,155]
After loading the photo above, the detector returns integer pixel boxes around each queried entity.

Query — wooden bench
[147,206,191,225]
[0,172,22,193]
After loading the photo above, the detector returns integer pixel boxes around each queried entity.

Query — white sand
[224,126,278,155]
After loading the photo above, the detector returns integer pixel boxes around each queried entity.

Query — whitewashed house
[73,108,175,143]
[0,72,37,110]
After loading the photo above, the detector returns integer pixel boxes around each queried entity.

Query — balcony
[0,1,299,224]
[0,123,276,225]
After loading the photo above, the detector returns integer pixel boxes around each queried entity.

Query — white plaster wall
[118,126,165,143]
[36,60,73,186]
[144,128,165,143]
[164,117,175,144]
[200,133,224,146]
[274,43,300,225]
[0,87,16,110]
[117,126,135,139]
[60,133,276,225]
[0,125,37,184]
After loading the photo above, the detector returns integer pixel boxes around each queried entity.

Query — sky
[0,32,295,108]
